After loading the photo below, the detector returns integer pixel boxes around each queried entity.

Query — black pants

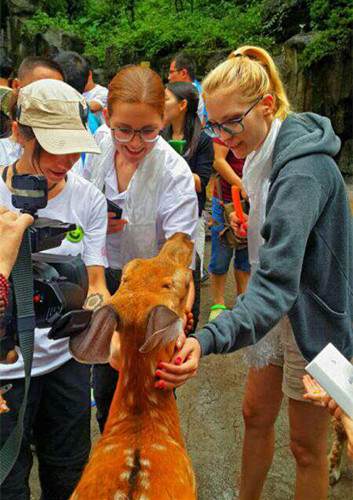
[93,260,201,433]
[0,359,91,500]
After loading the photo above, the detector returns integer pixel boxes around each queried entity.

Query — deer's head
[70,233,193,365]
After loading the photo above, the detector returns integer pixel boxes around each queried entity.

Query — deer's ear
[139,305,182,353]
[70,306,119,364]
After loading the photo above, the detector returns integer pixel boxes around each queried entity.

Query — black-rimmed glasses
[203,95,263,138]
[111,126,160,143]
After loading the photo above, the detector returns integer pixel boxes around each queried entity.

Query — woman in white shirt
[83,65,198,432]
[0,79,109,500]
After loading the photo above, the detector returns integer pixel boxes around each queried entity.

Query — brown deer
[69,233,197,500]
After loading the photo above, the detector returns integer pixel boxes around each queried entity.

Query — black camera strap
[0,228,35,485]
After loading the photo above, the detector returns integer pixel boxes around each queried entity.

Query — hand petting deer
[69,233,197,500]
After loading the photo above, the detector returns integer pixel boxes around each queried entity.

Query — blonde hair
[202,46,290,121]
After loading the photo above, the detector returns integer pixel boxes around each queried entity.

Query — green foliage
[302,0,352,67]
[79,0,272,67]
[23,11,71,37]
[22,0,351,71]
[39,0,88,19]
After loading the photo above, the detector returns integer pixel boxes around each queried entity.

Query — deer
[69,233,197,500]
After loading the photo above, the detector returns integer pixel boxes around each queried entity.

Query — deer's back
[71,421,197,500]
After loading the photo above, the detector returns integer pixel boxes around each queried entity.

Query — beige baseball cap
[16,79,101,155]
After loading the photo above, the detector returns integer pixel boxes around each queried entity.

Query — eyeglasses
[111,126,160,143]
[203,95,263,138]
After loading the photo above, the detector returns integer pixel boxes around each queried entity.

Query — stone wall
[1,0,84,69]
[282,33,352,175]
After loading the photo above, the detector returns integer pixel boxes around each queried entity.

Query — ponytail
[202,46,290,121]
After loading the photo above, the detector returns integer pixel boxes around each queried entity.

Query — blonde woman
[158,46,353,500]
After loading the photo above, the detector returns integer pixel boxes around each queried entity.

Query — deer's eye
[162,281,173,290]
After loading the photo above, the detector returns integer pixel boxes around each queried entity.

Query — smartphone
[107,199,123,220]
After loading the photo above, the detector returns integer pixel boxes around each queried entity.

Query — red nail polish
[159,381,165,388]
[157,362,164,368]
[156,370,162,376]
[175,357,182,365]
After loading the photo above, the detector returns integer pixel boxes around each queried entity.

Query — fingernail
[155,370,162,377]
[157,362,164,368]
[154,382,161,388]
[175,357,182,365]
[159,381,165,389]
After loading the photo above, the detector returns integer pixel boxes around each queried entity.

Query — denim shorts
[209,196,251,275]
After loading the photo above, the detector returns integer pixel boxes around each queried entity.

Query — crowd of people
[0,46,351,500]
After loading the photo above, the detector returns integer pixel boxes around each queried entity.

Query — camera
[0,174,92,361]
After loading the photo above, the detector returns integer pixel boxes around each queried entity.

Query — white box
[305,343,353,419]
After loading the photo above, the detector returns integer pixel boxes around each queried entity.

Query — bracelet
[0,273,10,308]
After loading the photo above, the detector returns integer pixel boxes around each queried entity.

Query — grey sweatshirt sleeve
[192,173,327,356]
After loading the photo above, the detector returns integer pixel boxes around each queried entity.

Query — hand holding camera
[0,207,33,279]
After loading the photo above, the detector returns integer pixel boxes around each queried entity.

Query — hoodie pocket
[305,289,347,319]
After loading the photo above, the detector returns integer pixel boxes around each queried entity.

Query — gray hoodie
[193,113,353,361]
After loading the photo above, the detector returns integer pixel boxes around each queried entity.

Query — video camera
[0,174,92,361]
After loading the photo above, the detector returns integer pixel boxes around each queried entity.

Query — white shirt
[0,172,108,378]
[192,82,205,124]
[94,123,110,146]
[0,137,22,166]
[83,84,108,125]
[83,135,198,269]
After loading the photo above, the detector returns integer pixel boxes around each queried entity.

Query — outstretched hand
[302,375,342,419]
[155,337,202,390]
[303,374,353,459]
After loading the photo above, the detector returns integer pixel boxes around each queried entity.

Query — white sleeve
[159,166,198,243]
[90,87,108,108]
[82,188,108,267]
[197,96,205,123]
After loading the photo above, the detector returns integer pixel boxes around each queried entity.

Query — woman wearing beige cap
[0,79,110,500]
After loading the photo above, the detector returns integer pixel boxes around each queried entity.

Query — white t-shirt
[0,171,108,379]
[0,137,22,166]
[83,84,108,125]
[83,135,198,270]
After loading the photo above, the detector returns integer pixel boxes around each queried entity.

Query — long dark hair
[163,82,201,162]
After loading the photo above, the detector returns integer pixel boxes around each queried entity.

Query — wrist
[0,273,10,308]
[189,336,202,356]
[0,266,11,280]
